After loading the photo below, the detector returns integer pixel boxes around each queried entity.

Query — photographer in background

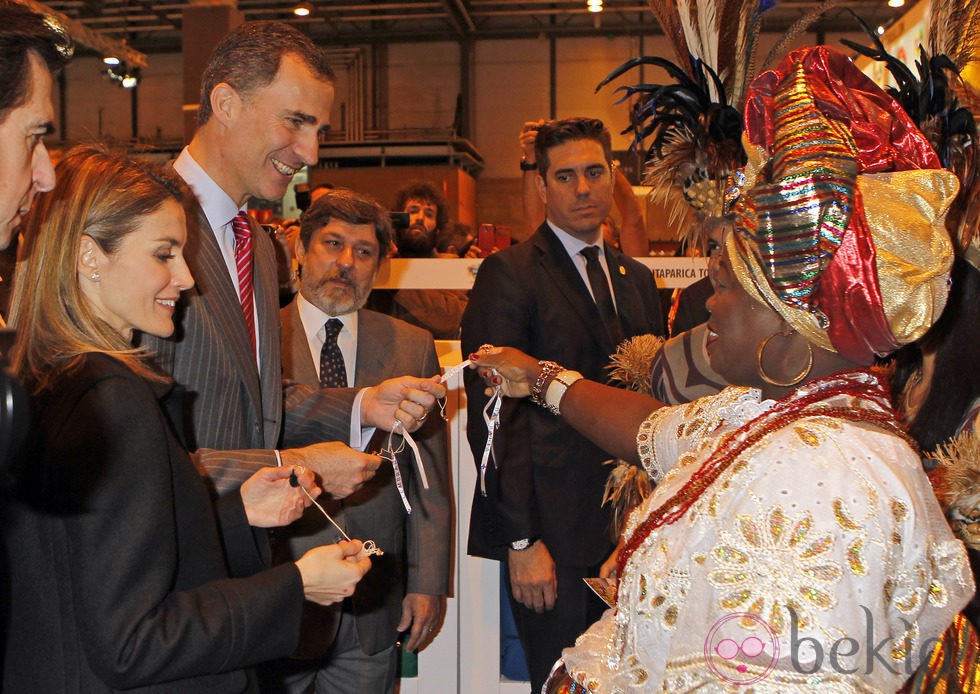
[366,180,468,339]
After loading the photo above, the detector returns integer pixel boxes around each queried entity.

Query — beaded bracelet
[530,360,563,408]
[543,370,584,415]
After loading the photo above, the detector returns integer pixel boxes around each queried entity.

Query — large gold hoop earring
[756,332,814,387]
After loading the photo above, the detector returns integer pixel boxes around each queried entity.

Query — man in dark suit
[139,22,444,497]
[461,117,665,692]
[268,189,451,692]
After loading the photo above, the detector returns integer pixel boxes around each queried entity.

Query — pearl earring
[90,272,101,282]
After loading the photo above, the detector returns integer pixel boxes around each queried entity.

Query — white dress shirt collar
[546,220,616,307]
[173,148,243,231]
[546,220,603,260]
[296,292,359,385]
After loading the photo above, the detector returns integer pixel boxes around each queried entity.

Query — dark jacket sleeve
[43,372,303,689]
[461,251,540,552]
[213,491,272,575]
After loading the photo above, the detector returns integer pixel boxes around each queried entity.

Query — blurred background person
[436,221,478,258]
[276,183,338,306]
[367,179,468,339]
[4,145,372,693]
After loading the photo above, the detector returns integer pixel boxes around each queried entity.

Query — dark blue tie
[319,318,348,388]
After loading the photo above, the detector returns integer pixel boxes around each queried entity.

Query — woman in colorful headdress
[467,45,972,691]
[599,0,849,406]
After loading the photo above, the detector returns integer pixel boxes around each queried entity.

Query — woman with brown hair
[3,145,371,692]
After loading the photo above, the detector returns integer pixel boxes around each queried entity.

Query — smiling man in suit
[461,117,665,692]
[139,21,444,499]
[270,188,450,693]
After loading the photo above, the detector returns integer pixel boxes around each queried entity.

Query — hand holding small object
[361,375,447,433]
[280,442,381,500]
[295,540,372,606]
[240,465,318,527]
[468,345,539,398]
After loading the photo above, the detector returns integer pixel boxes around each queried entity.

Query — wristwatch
[510,537,537,551]
[519,158,537,171]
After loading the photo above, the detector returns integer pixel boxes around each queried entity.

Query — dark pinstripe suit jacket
[139,200,358,494]
[279,305,451,655]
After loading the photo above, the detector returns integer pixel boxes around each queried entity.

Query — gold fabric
[730,167,958,354]
[861,170,958,345]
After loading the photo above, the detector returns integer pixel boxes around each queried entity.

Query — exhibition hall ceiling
[40,0,908,54]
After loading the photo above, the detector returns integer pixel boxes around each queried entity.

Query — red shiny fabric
[746,47,941,172]
[742,46,942,364]
[816,190,902,364]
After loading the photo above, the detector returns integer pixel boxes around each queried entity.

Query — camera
[294,183,312,213]
[389,212,410,230]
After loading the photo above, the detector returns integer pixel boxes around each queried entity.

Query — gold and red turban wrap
[726,45,959,365]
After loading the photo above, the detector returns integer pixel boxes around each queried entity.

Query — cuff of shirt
[351,388,376,452]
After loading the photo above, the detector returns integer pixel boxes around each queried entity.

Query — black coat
[3,353,303,692]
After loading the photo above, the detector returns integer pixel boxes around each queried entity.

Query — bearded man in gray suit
[265,188,450,693]
[139,22,444,501]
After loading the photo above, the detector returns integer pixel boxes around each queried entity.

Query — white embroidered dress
[560,372,973,693]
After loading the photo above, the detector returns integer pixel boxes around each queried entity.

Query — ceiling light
[876,25,886,34]
[588,0,603,11]
[293,2,312,16]
[887,0,904,7]
[103,56,120,66]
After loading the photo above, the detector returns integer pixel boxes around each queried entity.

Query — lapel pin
[619,265,627,276]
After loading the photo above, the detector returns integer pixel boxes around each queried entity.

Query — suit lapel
[533,224,616,356]
[250,220,284,445]
[281,301,320,386]
[187,204,263,414]
[353,310,394,388]
[605,244,643,339]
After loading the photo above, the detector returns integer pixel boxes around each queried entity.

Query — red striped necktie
[231,211,256,355]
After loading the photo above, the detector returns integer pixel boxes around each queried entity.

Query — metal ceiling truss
[35,0,906,55]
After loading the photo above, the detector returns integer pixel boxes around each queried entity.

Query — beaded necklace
[615,370,914,577]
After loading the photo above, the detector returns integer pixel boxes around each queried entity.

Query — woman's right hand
[599,538,625,579]
[468,346,542,399]
[295,540,372,606]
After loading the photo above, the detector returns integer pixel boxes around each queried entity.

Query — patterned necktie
[581,245,623,345]
[319,318,348,388]
[231,211,256,355]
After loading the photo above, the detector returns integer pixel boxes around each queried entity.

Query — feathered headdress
[595,0,847,250]
[841,0,980,268]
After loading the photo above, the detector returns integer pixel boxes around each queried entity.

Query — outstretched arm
[469,346,666,463]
